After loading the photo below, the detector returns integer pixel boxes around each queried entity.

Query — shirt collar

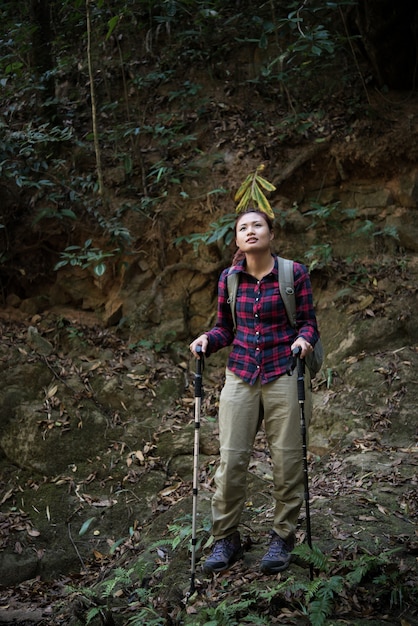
[230,254,278,277]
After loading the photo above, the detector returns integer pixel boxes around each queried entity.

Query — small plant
[186,595,255,626]
[304,243,333,271]
[305,201,346,230]
[175,213,236,252]
[67,559,156,625]
[167,514,212,552]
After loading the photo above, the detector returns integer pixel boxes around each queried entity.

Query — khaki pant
[212,367,312,541]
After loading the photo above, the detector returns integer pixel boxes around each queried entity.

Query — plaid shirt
[205,255,320,385]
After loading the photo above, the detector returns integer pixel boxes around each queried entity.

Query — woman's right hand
[189,334,208,358]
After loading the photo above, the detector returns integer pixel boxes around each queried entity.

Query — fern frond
[307,576,343,626]
[304,577,324,602]
[292,543,331,573]
[86,607,101,625]
[132,559,151,584]
[308,595,333,626]
[149,538,173,549]
[242,613,271,625]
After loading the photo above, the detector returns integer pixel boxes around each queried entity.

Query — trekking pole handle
[296,349,306,403]
[195,346,204,397]
[286,346,301,375]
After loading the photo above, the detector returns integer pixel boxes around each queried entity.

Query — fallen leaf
[0,489,14,505]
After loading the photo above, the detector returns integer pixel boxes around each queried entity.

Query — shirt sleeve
[294,262,320,346]
[204,268,235,355]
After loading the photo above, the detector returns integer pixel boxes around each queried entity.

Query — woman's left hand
[291,337,313,359]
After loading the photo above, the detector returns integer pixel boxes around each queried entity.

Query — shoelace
[267,537,288,557]
[212,538,234,558]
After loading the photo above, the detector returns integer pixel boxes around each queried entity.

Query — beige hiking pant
[211,367,312,542]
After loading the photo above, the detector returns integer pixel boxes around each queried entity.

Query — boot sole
[260,557,291,574]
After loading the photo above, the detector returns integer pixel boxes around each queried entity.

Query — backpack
[226,257,324,378]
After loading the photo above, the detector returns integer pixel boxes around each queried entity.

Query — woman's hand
[189,334,208,358]
[291,337,313,359]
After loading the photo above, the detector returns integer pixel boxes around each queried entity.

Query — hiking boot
[202,531,243,573]
[260,532,294,574]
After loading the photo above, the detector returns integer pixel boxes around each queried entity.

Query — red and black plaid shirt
[205,255,320,385]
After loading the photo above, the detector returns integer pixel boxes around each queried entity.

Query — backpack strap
[227,269,239,333]
[278,257,297,328]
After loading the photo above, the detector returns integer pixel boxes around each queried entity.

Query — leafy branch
[234,164,276,217]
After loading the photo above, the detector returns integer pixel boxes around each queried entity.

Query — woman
[189,208,320,575]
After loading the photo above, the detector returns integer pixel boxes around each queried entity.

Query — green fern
[85,606,101,625]
[259,545,406,626]
[241,614,271,625]
[307,575,344,626]
[195,597,254,626]
[99,566,135,597]
[126,606,163,625]
[132,558,152,585]
[293,543,332,574]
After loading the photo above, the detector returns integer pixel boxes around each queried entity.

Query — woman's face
[235,211,273,253]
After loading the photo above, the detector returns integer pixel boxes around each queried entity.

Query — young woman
[189,208,320,575]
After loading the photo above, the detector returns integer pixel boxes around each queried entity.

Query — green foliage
[126,607,163,626]
[305,201,346,230]
[304,243,333,272]
[302,199,399,271]
[175,165,276,253]
[0,0,367,286]
[128,329,180,353]
[257,544,407,626]
[54,239,119,277]
[167,514,212,552]
[0,122,73,190]
[244,0,358,110]
[68,515,213,625]
[189,596,254,626]
[63,518,415,626]
[68,558,156,625]
[175,213,236,252]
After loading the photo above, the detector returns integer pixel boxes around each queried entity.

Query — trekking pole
[188,345,204,596]
[288,347,314,581]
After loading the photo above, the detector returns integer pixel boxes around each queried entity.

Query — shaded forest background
[1,0,418,316]
[0,1,418,625]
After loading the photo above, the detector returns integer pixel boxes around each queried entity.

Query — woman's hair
[231,208,274,265]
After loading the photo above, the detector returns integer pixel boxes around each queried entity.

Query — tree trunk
[348,0,418,90]
[30,0,56,107]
